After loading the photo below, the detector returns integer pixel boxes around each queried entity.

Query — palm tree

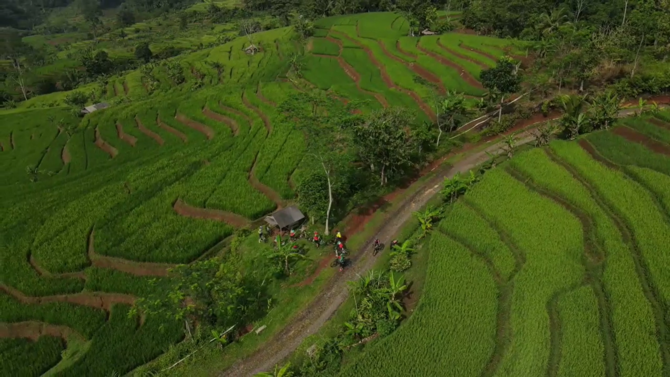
[255,363,293,377]
[414,206,442,237]
[589,91,620,130]
[559,94,589,140]
[385,274,407,320]
[537,9,569,37]
[442,174,469,203]
[267,241,307,276]
[390,240,414,257]
[502,133,518,158]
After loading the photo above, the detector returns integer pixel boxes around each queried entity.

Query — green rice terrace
[2,1,670,376]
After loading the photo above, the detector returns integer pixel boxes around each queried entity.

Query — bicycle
[373,242,384,256]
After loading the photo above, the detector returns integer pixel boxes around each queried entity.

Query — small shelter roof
[265,206,305,229]
[81,102,110,114]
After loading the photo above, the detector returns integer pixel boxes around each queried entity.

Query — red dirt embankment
[1,284,135,312]
[175,114,215,140]
[377,40,446,95]
[116,123,137,147]
[257,83,277,107]
[135,117,164,146]
[396,41,418,59]
[157,116,188,143]
[415,42,484,90]
[219,103,253,125]
[0,321,86,342]
[88,229,174,277]
[61,144,71,165]
[612,126,670,156]
[458,42,499,63]
[321,36,389,108]
[330,30,436,122]
[202,107,239,136]
[248,152,284,208]
[242,92,272,134]
[173,199,250,228]
[650,118,670,131]
[94,127,118,158]
[437,39,489,70]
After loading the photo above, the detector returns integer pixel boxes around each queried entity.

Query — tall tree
[353,108,417,186]
[435,91,466,146]
[1,29,31,101]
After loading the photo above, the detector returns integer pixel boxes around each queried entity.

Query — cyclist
[313,231,321,247]
[391,239,399,249]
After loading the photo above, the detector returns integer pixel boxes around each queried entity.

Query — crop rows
[0,336,64,376]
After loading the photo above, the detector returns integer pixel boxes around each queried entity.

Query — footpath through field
[221,130,536,377]
[223,96,670,376]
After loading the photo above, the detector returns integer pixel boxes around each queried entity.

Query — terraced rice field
[0,27,328,375]
[341,113,670,377]
[0,14,528,375]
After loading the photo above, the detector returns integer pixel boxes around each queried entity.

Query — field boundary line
[415,39,483,90]
[202,107,240,136]
[436,38,490,70]
[174,113,215,140]
[507,166,617,377]
[116,122,138,147]
[547,146,670,373]
[157,116,188,143]
[135,116,165,146]
[0,321,86,343]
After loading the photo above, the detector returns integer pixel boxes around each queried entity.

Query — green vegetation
[0,337,65,376]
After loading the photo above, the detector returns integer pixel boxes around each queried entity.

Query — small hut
[244,44,260,55]
[421,29,437,36]
[264,206,305,230]
[81,102,109,115]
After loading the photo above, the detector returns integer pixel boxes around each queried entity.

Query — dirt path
[88,229,175,277]
[61,144,71,165]
[0,321,86,342]
[135,117,165,146]
[257,83,277,107]
[415,41,484,90]
[175,114,215,140]
[173,199,250,228]
[1,284,135,312]
[116,123,138,147]
[203,107,239,136]
[377,40,446,95]
[221,132,536,377]
[248,152,283,208]
[157,116,188,143]
[330,30,436,121]
[94,127,118,158]
[242,92,272,134]
[437,39,489,70]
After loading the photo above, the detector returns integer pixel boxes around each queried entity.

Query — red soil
[650,118,670,131]
[28,254,85,280]
[173,199,250,228]
[579,139,619,170]
[115,123,137,147]
[88,229,174,277]
[332,30,436,121]
[175,113,215,140]
[248,152,283,208]
[0,321,85,342]
[242,92,272,134]
[94,127,118,158]
[395,40,418,59]
[157,116,188,143]
[458,42,498,63]
[219,103,253,125]
[415,42,484,89]
[1,284,135,312]
[293,253,333,288]
[324,36,389,108]
[437,39,489,70]
[61,144,71,165]
[612,126,670,157]
[135,117,165,146]
[257,83,277,107]
[202,107,239,136]
[377,40,446,95]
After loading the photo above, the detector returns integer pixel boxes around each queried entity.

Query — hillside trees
[135,42,153,63]
[353,108,418,186]
[134,256,269,333]
[1,29,31,100]
[435,91,466,146]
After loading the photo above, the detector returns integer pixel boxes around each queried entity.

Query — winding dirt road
[221,131,535,377]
